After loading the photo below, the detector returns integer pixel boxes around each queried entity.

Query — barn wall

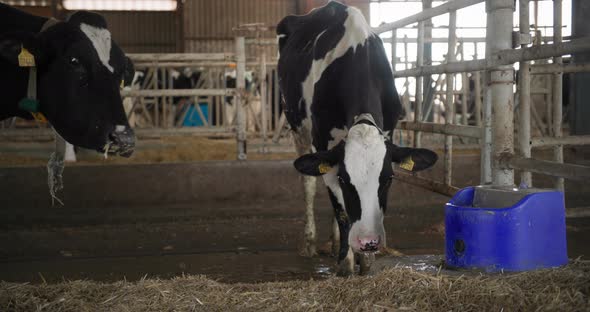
[98,11,178,53]
[183,0,297,56]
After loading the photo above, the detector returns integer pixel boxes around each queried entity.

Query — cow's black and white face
[294,117,437,253]
[2,11,135,156]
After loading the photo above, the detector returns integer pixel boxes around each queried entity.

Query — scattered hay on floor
[1,260,589,312]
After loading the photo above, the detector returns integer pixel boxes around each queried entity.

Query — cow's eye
[70,57,80,66]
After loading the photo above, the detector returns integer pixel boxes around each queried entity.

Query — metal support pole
[553,0,564,191]
[444,11,457,186]
[487,0,515,186]
[404,35,409,87]
[519,0,533,187]
[260,52,268,152]
[235,37,247,160]
[415,21,425,147]
[391,29,397,71]
[473,43,482,127]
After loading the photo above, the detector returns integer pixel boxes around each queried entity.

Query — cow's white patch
[344,124,386,247]
[115,125,126,132]
[80,23,114,73]
[300,7,373,126]
[322,127,348,208]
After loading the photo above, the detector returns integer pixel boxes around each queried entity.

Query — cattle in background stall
[277,2,437,275]
[225,71,262,132]
[0,3,135,157]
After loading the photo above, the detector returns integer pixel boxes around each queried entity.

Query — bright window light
[63,0,177,11]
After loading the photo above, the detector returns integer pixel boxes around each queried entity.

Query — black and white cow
[277,1,438,275]
[0,4,135,157]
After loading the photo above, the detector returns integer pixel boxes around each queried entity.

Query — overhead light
[62,0,177,11]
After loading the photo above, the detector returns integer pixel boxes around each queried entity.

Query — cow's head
[294,115,437,253]
[1,11,135,157]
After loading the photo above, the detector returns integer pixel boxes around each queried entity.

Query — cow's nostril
[358,237,380,252]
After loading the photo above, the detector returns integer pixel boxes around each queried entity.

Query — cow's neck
[0,4,50,120]
[0,4,47,34]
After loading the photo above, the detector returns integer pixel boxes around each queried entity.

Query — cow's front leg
[331,217,340,257]
[302,175,317,257]
[337,247,354,276]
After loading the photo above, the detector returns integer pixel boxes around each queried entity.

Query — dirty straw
[2,259,589,311]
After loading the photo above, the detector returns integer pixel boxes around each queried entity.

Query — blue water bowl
[445,185,568,272]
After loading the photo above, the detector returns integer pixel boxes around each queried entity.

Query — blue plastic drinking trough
[445,185,568,272]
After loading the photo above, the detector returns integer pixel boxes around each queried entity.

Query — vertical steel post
[235,37,247,160]
[444,11,457,186]
[260,52,268,152]
[415,21,425,148]
[519,0,533,187]
[553,0,564,191]
[486,0,515,186]
[391,29,397,71]
[461,42,469,125]
[473,42,482,127]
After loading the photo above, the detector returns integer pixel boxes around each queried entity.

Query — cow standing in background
[0,3,135,157]
[277,2,437,275]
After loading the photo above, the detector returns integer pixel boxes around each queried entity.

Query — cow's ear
[0,32,38,66]
[387,142,438,172]
[294,141,345,176]
[277,15,297,52]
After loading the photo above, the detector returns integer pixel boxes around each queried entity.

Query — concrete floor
[0,151,588,283]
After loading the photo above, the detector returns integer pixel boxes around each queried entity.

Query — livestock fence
[372,0,590,216]
[2,0,590,213]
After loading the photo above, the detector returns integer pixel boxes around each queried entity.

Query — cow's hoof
[317,241,334,256]
[336,262,354,277]
[380,246,404,257]
[300,244,317,257]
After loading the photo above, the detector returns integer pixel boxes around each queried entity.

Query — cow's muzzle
[105,126,135,157]
[358,236,381,253]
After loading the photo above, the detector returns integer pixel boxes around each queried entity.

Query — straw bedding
[1,260,588,311]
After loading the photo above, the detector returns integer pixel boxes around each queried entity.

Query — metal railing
[373,0,590,199]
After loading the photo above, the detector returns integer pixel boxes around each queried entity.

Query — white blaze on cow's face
[80,23,114,73]
[340,123,389,253]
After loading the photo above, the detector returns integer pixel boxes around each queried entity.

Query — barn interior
[1,0,589,311]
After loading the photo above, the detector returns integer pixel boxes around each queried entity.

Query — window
[62,0,177,11]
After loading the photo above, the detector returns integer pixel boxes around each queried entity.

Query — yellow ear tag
[18,47,36,67]
[318,162,332,174]
[399,157,415,171]
[31,112,47,123]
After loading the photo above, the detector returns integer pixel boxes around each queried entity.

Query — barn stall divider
[369,0,590,218]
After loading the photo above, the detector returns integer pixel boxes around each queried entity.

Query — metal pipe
[133,61,277,68]
[461,71,469,125]
[553,0,564,191]
[127,53,234,62]
[372,0,484,34]
[235,37,247,161]
[393,37,590,77]
[530,63,590,74]
[503,156,590,181]
[260,52,268,152]
[121,89,232,97]
[519,0,532,187]
[391,29,397,71]
[396,121,482,138]
[393,171,460,197]
[415,21,425,147]
[444,11,457,186]
[487,0,515,186]
[531,135,590,147]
